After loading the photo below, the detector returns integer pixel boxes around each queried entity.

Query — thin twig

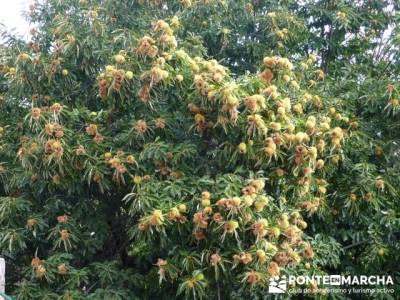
[342,240,368,250]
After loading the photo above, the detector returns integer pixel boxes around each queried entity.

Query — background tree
[0,0,399,299]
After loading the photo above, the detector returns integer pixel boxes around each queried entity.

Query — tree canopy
[0,0,399,299]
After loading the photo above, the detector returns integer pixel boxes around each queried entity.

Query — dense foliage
[0,0,399,299]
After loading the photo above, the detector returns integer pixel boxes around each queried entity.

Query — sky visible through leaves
[0,0,29,37]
